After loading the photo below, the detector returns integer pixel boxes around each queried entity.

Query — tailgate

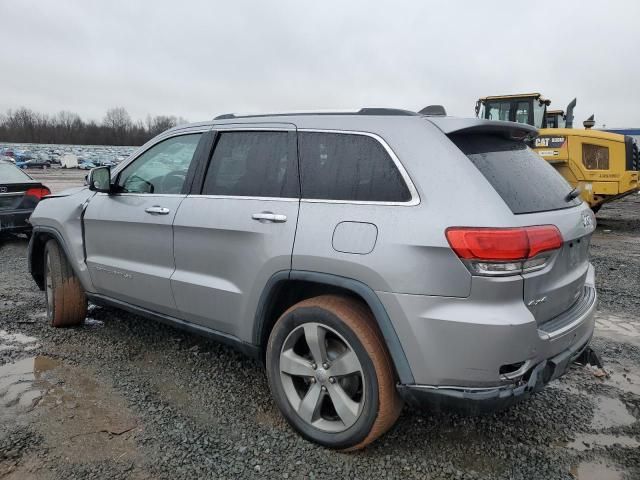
[521,205,595,325]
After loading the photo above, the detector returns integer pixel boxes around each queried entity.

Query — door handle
[252,212,287,223]
[145,206,170,215]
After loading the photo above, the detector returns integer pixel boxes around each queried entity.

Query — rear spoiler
[426,117,538,141]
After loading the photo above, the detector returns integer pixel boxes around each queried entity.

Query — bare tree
[0,106,188,146]
[146,115,177,137]
[103,107,132,144]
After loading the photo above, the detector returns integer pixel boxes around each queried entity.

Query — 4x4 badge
[582,212,593,229]
[527,296,547,307]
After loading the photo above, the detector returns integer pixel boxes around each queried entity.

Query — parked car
[15,158,52,169]
[77,161,96,170]
[27,109,597,449]
[14,150,33,162]
[0,160,50,235]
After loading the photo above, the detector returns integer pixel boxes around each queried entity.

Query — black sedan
[0,160,50,236]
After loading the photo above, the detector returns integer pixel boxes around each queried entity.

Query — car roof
[165,110,538,138]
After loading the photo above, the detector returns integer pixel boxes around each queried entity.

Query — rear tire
[266,295,403,450]
[44,239,87,327]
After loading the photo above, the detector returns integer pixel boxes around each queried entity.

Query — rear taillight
[25,186,51,200]
[445,225,563,276]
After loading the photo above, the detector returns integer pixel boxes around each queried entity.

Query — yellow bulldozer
[475,93,639,213]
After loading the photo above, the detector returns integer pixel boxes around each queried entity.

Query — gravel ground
[1,179,639,479]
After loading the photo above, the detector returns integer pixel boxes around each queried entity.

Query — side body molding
[253,270,415,384]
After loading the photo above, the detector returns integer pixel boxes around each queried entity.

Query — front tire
[44,239,87,327]
[266,295,403,450]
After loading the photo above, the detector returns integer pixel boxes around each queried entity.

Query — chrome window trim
[0,191,25,196]
[212,123,296,132]
[187,194,298,202]
[96,192,187,198]
[297,128,420,207]
[107,126,421,206]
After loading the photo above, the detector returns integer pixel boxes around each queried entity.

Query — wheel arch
[28,226,78,291]
[253,270,415,384]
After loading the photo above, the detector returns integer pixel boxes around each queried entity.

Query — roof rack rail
[213,108,419,121]
[357,108,418,116]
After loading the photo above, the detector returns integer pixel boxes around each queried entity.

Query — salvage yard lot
[1,170,639,479]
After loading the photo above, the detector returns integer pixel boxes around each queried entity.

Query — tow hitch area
[574,346,605,369]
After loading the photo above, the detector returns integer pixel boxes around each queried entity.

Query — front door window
[117,134,202,194]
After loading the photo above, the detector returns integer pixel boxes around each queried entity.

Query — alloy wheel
[279,322,365,432]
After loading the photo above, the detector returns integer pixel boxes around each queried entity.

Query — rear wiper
[565,185,583,202]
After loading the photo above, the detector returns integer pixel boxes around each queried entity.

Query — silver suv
[28,109,597,450]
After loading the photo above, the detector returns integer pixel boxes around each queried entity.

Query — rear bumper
[397,334,592,414]
[0,209,32,233]
[382,263,597,411]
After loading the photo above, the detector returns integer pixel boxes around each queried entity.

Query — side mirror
[88,166,112,193]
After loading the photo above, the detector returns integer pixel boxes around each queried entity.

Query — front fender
[29,189,96,293]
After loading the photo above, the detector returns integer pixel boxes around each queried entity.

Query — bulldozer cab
[475,93,550,129]
[474,94,639,211]
[545,110,566,128]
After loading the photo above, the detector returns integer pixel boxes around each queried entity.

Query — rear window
[0,163,31,183]
[450,133,580,214]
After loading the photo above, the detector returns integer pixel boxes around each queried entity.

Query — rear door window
[298,132,411,202]
[450,133,580,214]
[202,131,298,198]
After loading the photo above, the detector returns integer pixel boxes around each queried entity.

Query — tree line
[0,107,189,146]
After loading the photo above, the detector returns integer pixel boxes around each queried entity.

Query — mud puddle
[601,367,640,396]
[590,395,636,430]
[0,356,55,414]
[595,313,640,344]
[0,356,143,478]
[570,461,625,480]
[567,433,640,451]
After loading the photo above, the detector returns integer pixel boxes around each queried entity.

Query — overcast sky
[1,1,638,127]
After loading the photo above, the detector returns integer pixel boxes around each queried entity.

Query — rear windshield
[450,133,581,214]
[0,163,31,183]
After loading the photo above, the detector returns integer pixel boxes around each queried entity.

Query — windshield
[450,133,581,214]
[0,163,32,183]
[485,101,511,122]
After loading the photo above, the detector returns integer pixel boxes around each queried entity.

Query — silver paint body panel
[29,113,597,391]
